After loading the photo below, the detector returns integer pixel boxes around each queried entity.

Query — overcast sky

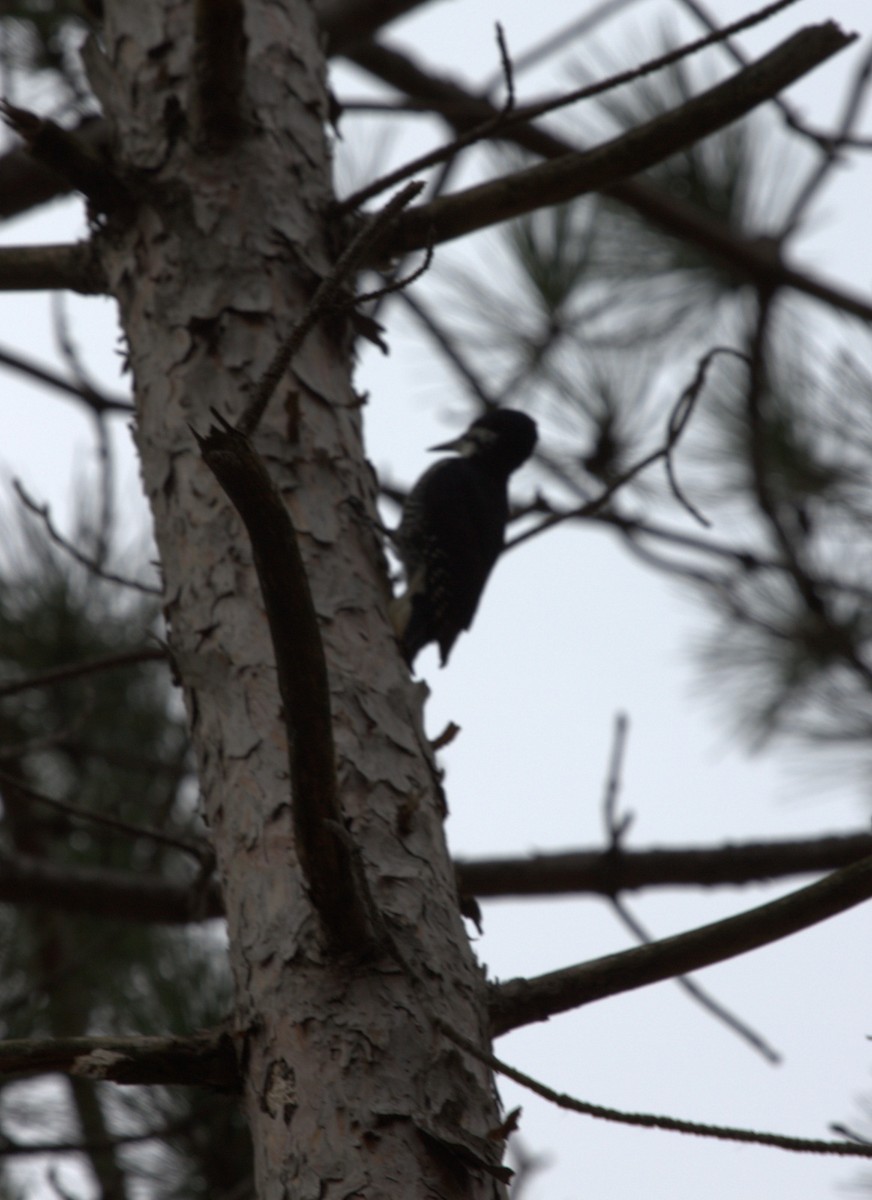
[2,1,871,1198]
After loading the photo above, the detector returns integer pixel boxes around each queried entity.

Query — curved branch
[196,419,374,952]
[349,36,872,324]
[489,853,872,1035]
[380,23,853,256]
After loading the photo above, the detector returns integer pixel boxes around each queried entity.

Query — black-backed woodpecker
[390,409,538,667]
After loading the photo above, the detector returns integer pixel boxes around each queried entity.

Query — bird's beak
[429,434,469,453]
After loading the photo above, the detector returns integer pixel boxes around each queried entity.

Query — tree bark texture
[88,3,505,1197]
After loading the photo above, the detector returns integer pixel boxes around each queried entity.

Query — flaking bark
[89,2,506,1197]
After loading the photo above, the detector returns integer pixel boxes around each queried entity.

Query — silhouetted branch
[0,1030,239,1089]
[13,480,161,595]
[0,244,106,293]
[0,101,131,214]
[339,0,807,215]
[378,24,852,256]
[439,1020,872,1159]
[0,343,132,413]
[609,894,782,1063]
[349,38,872,323]
[0,854,222,924]
[489,853,872,1034]
[456,833,872,897]
[318,0,448,54]
[0,768,210,866]
[0,647,166,699]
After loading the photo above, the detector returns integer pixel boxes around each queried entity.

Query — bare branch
[0,768,211,867]
[318,0,449,54]
[439,1021,872,1159]
[4,832,871,925]
[339,0,806,215]
[0,343,132,414]
[349,38,872,323]
[0,1030,239,1089]
[379,24,853,257]
[0,647,166,700]
[459,832,872,897]
[781,41,872,236]
[0,101,131,215]
[610,893,782,1063]
[0,243,107,294]
[489,853,872,1034]
[13,480,161,595]
[0,853,223,924]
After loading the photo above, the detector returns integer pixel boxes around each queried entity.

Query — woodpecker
[390,409,538,667]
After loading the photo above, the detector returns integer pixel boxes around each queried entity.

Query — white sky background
[1,1,872,1197]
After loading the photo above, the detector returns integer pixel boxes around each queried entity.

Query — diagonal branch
[0,102,132,215]
[337,0,807,214]
[489,853,872,1035]
[440,1021,872,1160]
[0,343,132,414]
[0,647,166,699]
[348,37,872,323]
[317,0,448,54]
[377,23,853,257]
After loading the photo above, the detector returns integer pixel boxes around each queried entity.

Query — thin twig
[0,647,167,699]
[349,37,872,324]
[339,0,809,215]
[602,713,632,845]
[0,767,211,867]
[437,1020,872,1159]
[381,25,855,257]
[509,347,737,551]
[494,22,515,110]
[480,0,642,91]
[12,480,161,596]
[781,42,872,237]
[595,712,781,1062]
[337,25,516,214]
[353,242,433,305]
[0,343,132,413]
[609,893,782,1063]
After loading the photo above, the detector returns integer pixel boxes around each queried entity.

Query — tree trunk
[88,3,505,1196]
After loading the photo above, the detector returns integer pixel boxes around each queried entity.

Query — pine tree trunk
[88,3,506,1196]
